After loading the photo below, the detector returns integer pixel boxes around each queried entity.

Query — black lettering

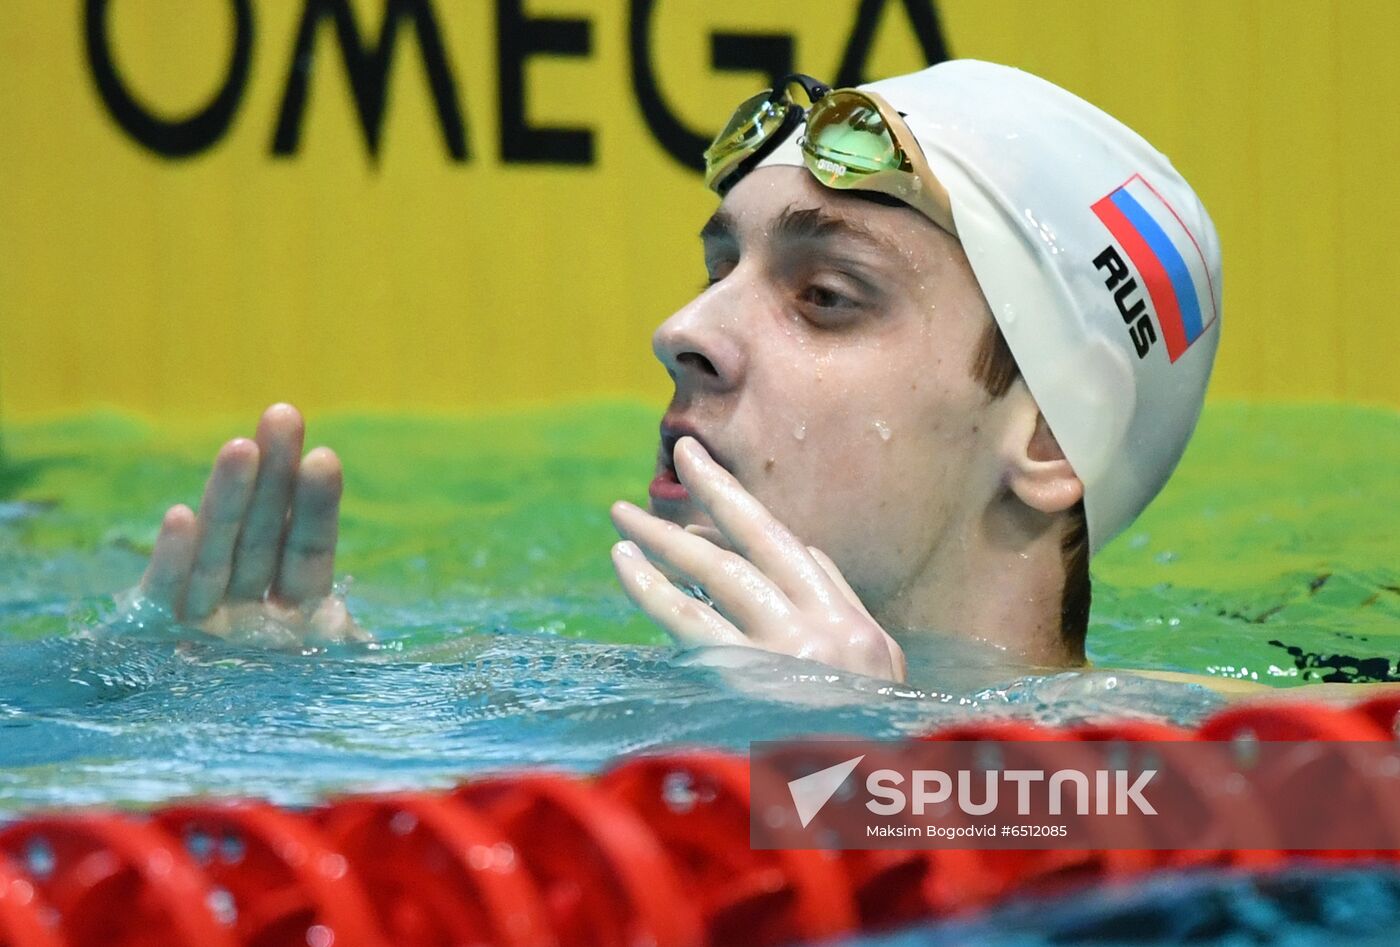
[630,0,793,173]
[711,33,798,85]
[1114,278,1146,323]
[85,0,253,158]
[834,0,950,88]
[1130,315,1157,358]
[272,0,467,162]
[497,0,593,164]
[1097,246,1156,356]
[1093,245,1129,289]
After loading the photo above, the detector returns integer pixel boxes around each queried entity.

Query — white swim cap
[755,59,1222,555]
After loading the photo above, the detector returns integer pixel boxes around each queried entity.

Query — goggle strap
[780,73,831,104]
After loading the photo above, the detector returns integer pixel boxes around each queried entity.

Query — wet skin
[607,166,1086,682]
[138,403,363,641]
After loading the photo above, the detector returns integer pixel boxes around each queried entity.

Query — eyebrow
[699,203,902,259]
[699,209,737,244]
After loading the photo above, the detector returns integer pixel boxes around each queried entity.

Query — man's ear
[1004,406,1084,515]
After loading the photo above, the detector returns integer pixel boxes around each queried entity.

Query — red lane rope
[0,698,1397,947]
[0,852,63,947]
[316,791,554,946]
[455,771,704,947]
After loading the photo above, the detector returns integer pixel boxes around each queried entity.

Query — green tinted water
[3,400,1397,680]
[0,401,1396,813]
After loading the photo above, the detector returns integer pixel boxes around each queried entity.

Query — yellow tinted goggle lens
[800,92,905,186]
[703,90,790,191]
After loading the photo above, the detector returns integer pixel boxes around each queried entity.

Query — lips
[649,464,688,503]
[649,419,723,504]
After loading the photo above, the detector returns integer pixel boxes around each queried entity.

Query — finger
[612,501,795,637]
[684,523,733,552]
[672,437,838,611]
[611,540,747,647]
[806,546,874,620]
[888,636,908,681]
[227,404,305,600]
[272,446,342,605]
[809,545,905,678]
[181,439,260,621]
[139,504,198,612]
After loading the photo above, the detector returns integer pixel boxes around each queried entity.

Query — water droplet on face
[793,422,807,441]
[873,420,892,441]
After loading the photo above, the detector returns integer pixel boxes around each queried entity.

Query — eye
[799,283,859,310]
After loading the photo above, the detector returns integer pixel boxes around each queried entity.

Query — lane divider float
[0,698,1396,947]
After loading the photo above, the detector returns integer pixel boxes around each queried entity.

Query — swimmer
[607,63,1217,684]
[122,61,1381,698]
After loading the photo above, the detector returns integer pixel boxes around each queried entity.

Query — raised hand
[609,437,907,682]
[128,403,365,643]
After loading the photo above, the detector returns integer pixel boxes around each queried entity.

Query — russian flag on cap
[1091,174,1219,363]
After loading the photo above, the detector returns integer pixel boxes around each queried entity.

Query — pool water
[1,400,1398,809]
[855,864,1400,945]
[1,401,1397,942]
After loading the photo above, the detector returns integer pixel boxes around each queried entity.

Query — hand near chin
[610,437,907,683]
[120,404,368,645]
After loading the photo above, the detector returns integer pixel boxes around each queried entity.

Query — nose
[652,283,747,395]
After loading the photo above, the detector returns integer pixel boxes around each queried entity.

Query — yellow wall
[1,0,1396,419]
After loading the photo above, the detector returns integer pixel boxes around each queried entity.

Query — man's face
[649,165,1008,608]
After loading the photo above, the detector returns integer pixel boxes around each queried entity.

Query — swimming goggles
[702,73,957,236]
